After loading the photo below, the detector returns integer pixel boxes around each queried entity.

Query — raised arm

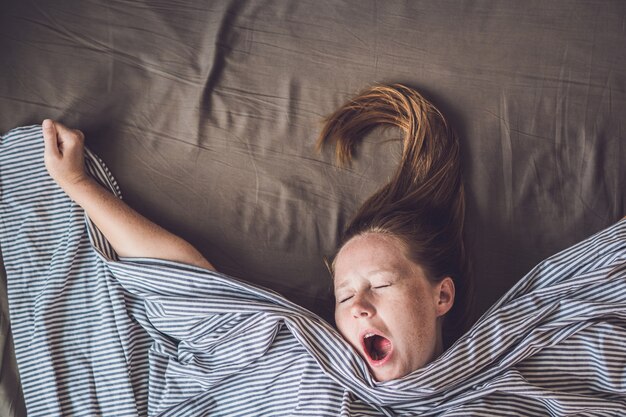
[42,119,215,271]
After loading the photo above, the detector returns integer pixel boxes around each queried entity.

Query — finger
[54,122,85,143]
[42,119,61,158]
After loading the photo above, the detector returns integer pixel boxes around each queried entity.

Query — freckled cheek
[334,310,351,340]
[399,312,437,360]
[388,298,432,337]
[336,314,361,352]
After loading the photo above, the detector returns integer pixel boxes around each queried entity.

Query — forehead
[333,233,421,287]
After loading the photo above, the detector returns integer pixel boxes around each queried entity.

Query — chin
[373,374,393,382]
[372,360,430,382]
[371,368,404,382]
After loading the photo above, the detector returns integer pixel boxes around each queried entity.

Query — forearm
[42,119,214,270]
[63,177,215,270]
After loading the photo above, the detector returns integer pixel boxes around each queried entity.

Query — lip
[358,328,394,367]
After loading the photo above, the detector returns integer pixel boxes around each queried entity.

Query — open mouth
[362,331,393,365]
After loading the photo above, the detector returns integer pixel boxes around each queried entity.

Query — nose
[350,294,375,318]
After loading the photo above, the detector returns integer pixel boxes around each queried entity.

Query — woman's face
[333,233,454,382]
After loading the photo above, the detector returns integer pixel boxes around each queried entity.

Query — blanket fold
[1,125,625,416]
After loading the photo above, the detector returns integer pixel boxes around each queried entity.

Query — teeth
[364,333,376,339]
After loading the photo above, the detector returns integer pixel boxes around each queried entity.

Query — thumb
[42,119,61,158]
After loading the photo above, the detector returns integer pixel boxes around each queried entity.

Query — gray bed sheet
[0,1,624,415]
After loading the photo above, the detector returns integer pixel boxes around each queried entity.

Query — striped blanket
[1,125,625,416]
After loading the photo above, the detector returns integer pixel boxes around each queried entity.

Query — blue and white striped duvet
[1,125,625,416]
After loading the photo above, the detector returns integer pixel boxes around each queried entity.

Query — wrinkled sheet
[0,1,625,415]
[2,125,625,416]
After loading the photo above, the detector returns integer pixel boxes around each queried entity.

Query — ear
[435,277,455,317]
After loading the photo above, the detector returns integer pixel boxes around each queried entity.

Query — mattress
[0,1,624,415]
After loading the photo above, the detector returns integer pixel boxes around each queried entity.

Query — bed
[0,1,624,415]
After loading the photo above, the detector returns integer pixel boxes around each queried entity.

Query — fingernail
[42,119,52,129]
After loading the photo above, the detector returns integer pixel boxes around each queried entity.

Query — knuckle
[65,134,83,147]
[73,129,85,141]
[69,131,84,143]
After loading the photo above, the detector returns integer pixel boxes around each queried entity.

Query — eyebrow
[333,269,398,292]
[333,280,349,293]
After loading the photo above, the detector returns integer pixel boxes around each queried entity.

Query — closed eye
[374,284,390,289]
[338,295,353,304]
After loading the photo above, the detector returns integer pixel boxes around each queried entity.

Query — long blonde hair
[317,84,472,346]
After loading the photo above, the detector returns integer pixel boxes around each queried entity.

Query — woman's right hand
[40,119,215,270]
[42,119,90,191]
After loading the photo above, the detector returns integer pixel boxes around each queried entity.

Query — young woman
[42,84,471,382]
[3,84,623,415]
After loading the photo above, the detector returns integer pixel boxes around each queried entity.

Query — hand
[42,119,90,191]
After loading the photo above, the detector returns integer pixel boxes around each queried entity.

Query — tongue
[372,335,391,359]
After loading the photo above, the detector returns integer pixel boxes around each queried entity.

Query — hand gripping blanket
[1,125,625,416]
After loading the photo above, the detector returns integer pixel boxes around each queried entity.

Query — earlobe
[436,277,455,317]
